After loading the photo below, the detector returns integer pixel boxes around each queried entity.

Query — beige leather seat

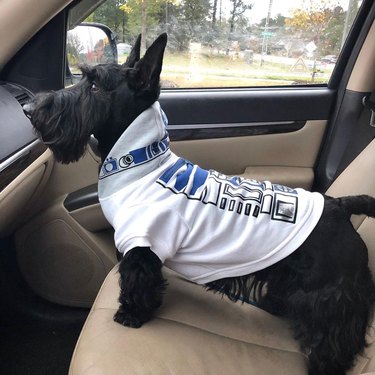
[69,139,375,375]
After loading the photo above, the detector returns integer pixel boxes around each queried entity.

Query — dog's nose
[23,102,35,119]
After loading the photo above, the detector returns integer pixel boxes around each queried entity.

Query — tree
[120,0,179,51]
[341,0,359,48]
[321,6,346,56]
[228,0,252,37]
[161,0,212,51]
[258,13,286,28]
[211,0,218,29]
[285,0,346,57]
[90,0,127,42]
[67,32,84,67]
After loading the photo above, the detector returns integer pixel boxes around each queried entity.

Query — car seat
[68,138,375,375]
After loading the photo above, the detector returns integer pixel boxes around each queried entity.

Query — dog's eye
[91,82,99,92]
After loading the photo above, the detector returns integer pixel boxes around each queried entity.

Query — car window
[70,0,363,88]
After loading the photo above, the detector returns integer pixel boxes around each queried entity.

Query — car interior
[1,0,375,374]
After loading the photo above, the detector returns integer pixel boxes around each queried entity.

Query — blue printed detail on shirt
[159,158,209,195]
[99,134,169,179]
[157,158,299,223]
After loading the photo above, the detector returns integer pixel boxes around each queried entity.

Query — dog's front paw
[114,308,143,328]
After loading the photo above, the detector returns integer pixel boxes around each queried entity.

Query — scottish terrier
[25,33,375,375]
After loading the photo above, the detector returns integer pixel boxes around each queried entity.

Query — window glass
[83,0,363,88]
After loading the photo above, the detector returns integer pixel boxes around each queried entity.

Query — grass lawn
[117,51,331,88]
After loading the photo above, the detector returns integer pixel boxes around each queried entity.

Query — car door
[1,0,374,308]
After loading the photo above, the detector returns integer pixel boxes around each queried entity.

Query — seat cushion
[69,267,308,375]
[69,266,375,375]
[70,139,375,375]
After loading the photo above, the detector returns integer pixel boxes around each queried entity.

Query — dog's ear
[127,33,167,93]
[124,34,141,68]
[80,64,97,81]
[138,33,167,87]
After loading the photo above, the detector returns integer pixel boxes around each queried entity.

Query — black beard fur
[30,81,111,164]
[29,61,161,164]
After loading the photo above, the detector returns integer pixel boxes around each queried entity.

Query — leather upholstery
[69,268,307,375]
[69,139,375,375]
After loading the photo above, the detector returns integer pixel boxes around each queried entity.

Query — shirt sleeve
[112,203,190,262]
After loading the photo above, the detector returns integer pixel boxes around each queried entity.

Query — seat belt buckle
[371,111,375,127]
[362,95,375,127]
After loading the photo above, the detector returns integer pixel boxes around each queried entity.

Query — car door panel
[170,120,326,189]
[160,87,334,126]
[159,88,332,190]
[0,149,53,237]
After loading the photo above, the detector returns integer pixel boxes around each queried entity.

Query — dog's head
[24,33,167,163]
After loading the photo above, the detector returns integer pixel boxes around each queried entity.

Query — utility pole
[261,0,273,66]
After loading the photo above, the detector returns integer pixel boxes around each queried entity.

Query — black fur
[114,247,167,328]
[208,196,375,374]
[25,33,375,375]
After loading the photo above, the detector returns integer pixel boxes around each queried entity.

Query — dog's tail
[337,194,375,217]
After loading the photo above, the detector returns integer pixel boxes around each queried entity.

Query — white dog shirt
[98,102,325,284]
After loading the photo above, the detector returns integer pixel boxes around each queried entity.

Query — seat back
[326,138,375,374]
[327,138,375,274]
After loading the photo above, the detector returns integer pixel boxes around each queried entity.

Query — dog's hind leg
[287,268,375,375]
[114,247,167,328]
[253,255,304,317]
[256,278,289,316]
[279,197,375,374]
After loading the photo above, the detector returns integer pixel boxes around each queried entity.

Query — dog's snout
[23,102,35,119]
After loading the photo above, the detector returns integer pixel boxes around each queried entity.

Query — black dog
[25,33,375,375]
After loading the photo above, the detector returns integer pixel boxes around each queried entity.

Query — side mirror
[66,22,118,85]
